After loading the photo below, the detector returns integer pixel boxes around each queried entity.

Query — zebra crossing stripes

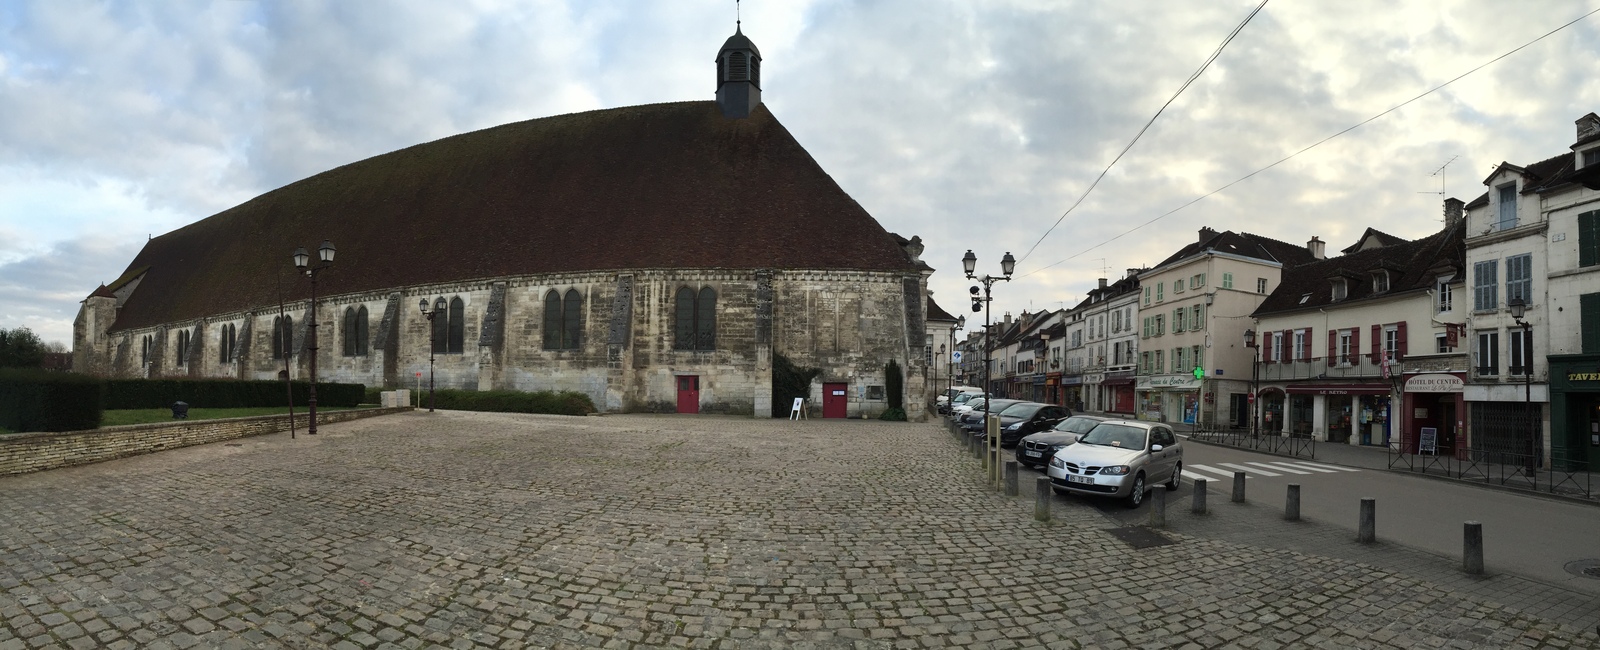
[1284,461,1362,473]
[1219,462,1279,476]
[1251,462,1312,475]
[1183,462,1361,485]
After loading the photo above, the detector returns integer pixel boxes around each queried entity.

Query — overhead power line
[1016,0,1271,265]
[1021,5,1600,278]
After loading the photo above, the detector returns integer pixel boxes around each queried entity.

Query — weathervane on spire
[736,0,741,29]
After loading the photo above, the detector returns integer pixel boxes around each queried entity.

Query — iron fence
[1189,427,1317,459]
[1387,432,1594,499]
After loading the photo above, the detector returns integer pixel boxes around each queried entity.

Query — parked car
[957,399,1023,434]
[941,389,984,415]
[1046,420,1183,508]
[951,395,996,418]
[996,402,1072,448]
[1015,415,1106,469]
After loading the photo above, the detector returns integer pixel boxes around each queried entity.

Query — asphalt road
[1025,438,1600,595]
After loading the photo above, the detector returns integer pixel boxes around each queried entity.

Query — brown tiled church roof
[108,102,916,331]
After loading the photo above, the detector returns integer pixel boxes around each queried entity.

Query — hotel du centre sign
[1403,374,1465,393]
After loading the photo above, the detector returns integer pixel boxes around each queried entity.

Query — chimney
[1577,112,1600,142]
[1199,227,1218,246]
[1307,236,1325,260]
[1098,277,1108,290]
[1003,312,1012,329]
[1444,197,1465,228]
[1126,268,1140,279]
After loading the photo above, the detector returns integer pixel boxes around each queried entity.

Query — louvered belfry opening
[728,52,748,81]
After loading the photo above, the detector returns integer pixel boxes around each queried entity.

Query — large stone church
[73,26,936,419]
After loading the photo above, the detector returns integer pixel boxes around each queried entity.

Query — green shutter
[1583,292,1600,354]
[1580,210,1600,268]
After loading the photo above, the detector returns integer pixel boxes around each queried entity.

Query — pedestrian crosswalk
[1182,461,1360,485]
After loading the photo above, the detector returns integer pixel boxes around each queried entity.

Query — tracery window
[674,286,717,351]
[273,315,294,360]
[543,289,584,350]
[342,306,369,357]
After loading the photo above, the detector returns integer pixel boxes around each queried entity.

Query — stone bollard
[1191,478,1208,514]
[1004,461,1019,496]
[1464,521,1484,575]
[1148,487,1167,528]
[1358,497,1376,543]
[1034,477,1052,522]
[1286,484,1301,521]
[1231,471,1247,503]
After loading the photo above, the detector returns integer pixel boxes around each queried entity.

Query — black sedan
[996,402,1073,448]
[1015,415,1107,469]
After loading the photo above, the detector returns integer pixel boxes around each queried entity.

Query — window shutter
[1300,328,1311,360]
[1396,321,1407,360]
[1327,329,1337,367]
[1370,324,1381,363]
[1582,293,1600,354]
[1580,211,1600,268]
[1349,328,1359,365]
[1282,330,1293,363]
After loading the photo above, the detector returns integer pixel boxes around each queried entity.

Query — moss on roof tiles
[108,102,915,332]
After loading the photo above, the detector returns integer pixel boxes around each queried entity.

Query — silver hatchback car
[1046,420,1182,508]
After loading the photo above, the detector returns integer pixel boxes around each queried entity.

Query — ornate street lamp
[965,250,1015,437]
[419,297,446,412]
[1244,328,1259,438]
[292,240,335,435]
[1509,297,1535,467]
[947,315,965,415]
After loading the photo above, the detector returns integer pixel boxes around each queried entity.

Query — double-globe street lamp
[963,249,1015,436]
[419,297,446,412]
[292,240,336,435]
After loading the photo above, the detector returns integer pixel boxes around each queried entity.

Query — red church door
[676,376,700,414]
[823,383,848,418]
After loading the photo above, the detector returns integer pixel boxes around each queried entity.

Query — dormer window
[1298,293,1311,305]
[1331,279,1347,301]
[1584,148,1600,168]
[1372,271,1390,293]
[1496,183,1518,231]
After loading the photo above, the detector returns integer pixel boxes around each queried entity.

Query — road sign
[952,351,963,362]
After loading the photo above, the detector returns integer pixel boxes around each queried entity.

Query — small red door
[676,376,700,414]
[822,383,848,418]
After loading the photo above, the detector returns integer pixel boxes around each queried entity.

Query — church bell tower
[715,25,762,118]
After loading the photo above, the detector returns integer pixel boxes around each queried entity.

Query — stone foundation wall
[0,407,411,477]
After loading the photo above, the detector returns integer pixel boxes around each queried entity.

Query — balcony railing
[1255,354,1393,381]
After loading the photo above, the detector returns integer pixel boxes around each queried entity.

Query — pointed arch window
[342,306,369,356]
[273,315,294,360]
[175,330,191,366]
[219,323,237,363]
[141,334,152,366]
[447,297,465,354]
[674,286,717,351]
[543,289,584,350]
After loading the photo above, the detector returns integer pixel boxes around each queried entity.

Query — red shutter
[1284,330,1293,363]
[1302,328,1313,360]
[1370,324,1382,363]
[1349,328,1359,365]
[1396,321,1407,361]
[1328,329,1337,367]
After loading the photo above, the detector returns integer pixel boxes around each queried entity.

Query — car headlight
[1049,444,1068,452]
[1049,458,1065,468]
[1098,465,1131,476]
[1005,423,1022,431]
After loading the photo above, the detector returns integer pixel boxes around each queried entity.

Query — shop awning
[1285,384,1391,396]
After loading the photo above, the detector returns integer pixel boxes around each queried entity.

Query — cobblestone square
[0,411,1595,648]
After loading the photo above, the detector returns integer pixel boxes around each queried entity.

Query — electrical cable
[1020,5,1600,278]
[1017,0,1270,265]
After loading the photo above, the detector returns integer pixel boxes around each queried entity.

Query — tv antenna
[1417,155,1459,199]
[1087,258,1109,278]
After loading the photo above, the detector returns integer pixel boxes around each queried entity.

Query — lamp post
[1509,297,1535,467]
[1244,328,1259,438]
[419,297,445,412]
[292,240,335,435]
[946,315,965,415]
[964,249,1015,434]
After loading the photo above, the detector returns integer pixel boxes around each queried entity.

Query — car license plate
[1023,450,1041,457]
[1067,475,1094,484]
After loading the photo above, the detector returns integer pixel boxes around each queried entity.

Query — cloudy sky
[3,1,1599,346]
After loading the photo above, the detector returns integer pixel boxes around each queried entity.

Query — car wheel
[1125,473,1146,509]
[1166,462,1182,491]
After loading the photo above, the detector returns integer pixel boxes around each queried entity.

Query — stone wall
[0,407,411,477]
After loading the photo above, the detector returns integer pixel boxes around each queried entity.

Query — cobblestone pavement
[1,412,1597,649]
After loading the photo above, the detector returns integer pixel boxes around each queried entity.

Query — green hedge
[0,369,104,432]
[424,389,597,416]
[103,378,366,410]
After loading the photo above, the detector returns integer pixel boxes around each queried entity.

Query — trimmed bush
[103,378,366,410]
[878,407,907,422]
[425,389,597,416]
[0,369,104,432]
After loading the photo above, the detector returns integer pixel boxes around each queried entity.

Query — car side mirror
[1151,444,1164,452]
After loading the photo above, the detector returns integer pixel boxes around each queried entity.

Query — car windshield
[1054,416,1103,434]
[1000,403,1044,418]
[1078,424,1149,449]
[953,393,976,405]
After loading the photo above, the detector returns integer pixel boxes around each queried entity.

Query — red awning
[1284,384,1391,396]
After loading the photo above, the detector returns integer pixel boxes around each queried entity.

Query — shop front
[1136,374,1202,424]
[1283,384,1392,443]
[1260,387,1285,433]
[1105,372,1136,415]
[1549,355,1600,470]
[1059,375,1083,411]
[1401,373,1465,456]
[1046,372,1061,406]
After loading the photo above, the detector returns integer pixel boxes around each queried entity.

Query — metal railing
[1189,427,1317,459]
[1256,354,1390,382]
[1387,435,1594,499]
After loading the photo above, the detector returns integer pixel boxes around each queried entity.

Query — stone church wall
[82,267,929,419]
